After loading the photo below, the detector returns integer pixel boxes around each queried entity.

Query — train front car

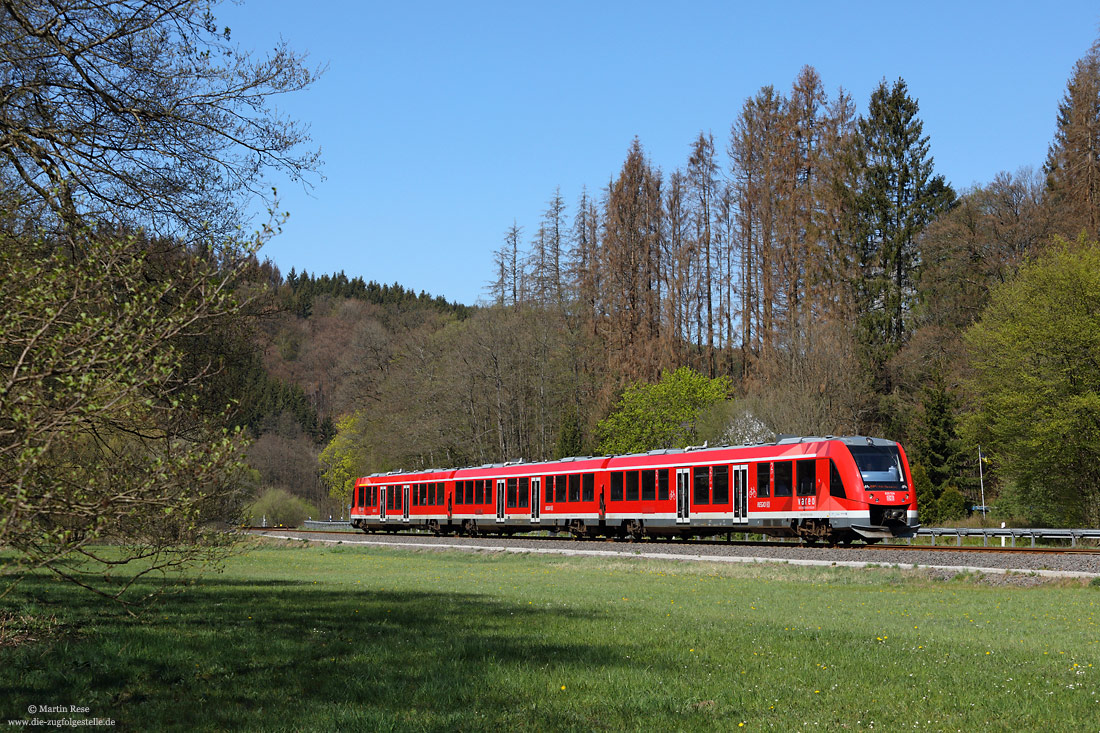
[833,437,919,541]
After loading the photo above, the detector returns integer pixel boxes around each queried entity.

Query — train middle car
[349,436,919,543]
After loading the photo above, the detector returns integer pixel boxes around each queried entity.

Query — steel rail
[244,528,1100,555]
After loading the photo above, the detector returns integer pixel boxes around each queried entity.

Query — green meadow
[2,540,1098,731]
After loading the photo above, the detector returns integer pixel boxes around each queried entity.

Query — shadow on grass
[3,572,636,730]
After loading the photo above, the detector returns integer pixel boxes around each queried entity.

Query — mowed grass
[2,541,1099,731]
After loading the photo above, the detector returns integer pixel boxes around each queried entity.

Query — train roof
[360,436,899,482]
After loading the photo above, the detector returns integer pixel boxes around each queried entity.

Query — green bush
[911,463,940,525]
[937,485,967,522]
[244,488,318,527]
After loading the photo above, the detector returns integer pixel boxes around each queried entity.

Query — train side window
[386,487,394,511]
[658,470,670,500]
[507,478,517,508]
[611,472,624,502]
[582,473,594,502]
[774,462,793,497]
[625,471,639,501]
[796,461,816,497]
[829,461,846,499]
[693,466,710,505]
[713,465,729,504]
[543,476,553,504]
[641,469,656,501]
[568,474,580,502]
[555,475,567,503]
[436,482,443,505]
[518,477,529,508]
[756,463,771,498]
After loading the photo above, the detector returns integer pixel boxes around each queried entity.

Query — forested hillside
[4,2,1097,600]
[316,45,1100,527]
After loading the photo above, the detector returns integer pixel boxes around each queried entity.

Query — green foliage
[854,78,956,395]
[964,234,1100,526]
[284,269,473,321]
[244,489,318,527]
[319,413,372,502]
[936,486,967,522]
[553,410,587,459]
[0,231,254,596]
[596,367,732,455]
[912,372,966,490]
[911,464,940,525]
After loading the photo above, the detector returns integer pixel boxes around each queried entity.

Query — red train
[349,436,919,544]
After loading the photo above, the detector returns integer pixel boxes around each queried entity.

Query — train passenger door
[402,484,410,522]
[379,486,387,522]
[530,478,541,523]
[732,465,748,524]
[496,479,506,523]
[676,468,690,524]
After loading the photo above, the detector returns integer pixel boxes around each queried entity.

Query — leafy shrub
[244,488,317,527]
[937,485,967,522]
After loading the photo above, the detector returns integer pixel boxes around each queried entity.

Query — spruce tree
[854,79,955,397]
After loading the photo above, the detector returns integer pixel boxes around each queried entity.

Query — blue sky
[217,1,1100,306]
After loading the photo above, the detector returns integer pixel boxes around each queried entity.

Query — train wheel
[622,519,644,541]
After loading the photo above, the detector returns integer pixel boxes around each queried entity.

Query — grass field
[2,540,1098,731]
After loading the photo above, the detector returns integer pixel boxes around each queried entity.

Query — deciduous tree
[964,234,1100,526]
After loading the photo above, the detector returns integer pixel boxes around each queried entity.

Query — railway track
[243,528,1100,555]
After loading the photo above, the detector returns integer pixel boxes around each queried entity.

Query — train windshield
[848,445,905,486]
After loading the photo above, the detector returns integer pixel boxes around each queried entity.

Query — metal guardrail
[302,519,351,529]
[913,527,1100,547]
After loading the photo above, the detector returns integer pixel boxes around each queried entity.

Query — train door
[530,478,541,523]
[496,479,506,523]
[402,484,410,522]
[676,468,690,524]
[732,465,748,524]
[379,486,387,522]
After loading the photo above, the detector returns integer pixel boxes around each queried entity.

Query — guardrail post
[982,531,988,547]
[1030,532,1035,548]
[1072,532,1078,548]
[956,531,962,547]
[930,532,936,546]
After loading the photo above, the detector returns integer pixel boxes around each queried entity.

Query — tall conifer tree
[1044,38,1100,238]
[854,79,955,397]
